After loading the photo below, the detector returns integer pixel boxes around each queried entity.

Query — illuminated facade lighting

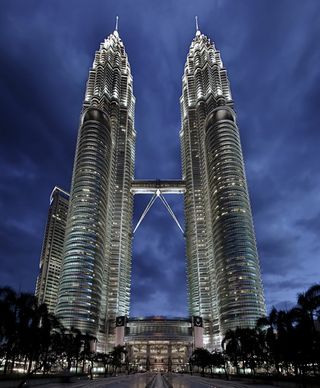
[55,27,136,351]
[180,26,266,347]
[48,22,265,353]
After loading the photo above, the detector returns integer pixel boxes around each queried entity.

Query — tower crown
[84,24,135,115]
[180,26,232,112]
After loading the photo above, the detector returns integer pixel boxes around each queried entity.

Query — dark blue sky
[1,0,320,317]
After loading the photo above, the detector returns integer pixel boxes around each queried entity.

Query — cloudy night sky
[1,0,320,318]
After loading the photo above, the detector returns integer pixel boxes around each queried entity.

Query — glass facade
[205,109,265,332]
[48,25,265,352]
[180,29,265,347]
[56,109,112,335]
[56,30,136,350]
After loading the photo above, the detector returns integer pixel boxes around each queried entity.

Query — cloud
[296,213,320,235]
[0,0,320,319]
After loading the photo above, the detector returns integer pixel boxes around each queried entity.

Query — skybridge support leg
[133,190,184,235]
[133,193,157,234]
[159,194,184,235]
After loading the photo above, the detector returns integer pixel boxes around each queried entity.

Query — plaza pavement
[0,373,276,388]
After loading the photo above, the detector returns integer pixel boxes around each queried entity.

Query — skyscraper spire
[195,16,200,36]
[115,15,119,32]
[114,16,119,38]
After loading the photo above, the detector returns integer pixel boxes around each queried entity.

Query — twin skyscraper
[36,22,265,353]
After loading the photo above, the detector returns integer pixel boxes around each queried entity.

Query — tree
[35,305,63,374]
[209,351,228,379]
[222,329,241,374]
[94,352,113,376]
[0,287,41,374]
[289,284,320,375]
[109,345,127,375]
[0,290,65,388]
[222,328,262,375]
[0,287,18,374]
[190,348,211,376]
[61,327,82,372]
[257,308,279,373]
[80,332,96,373]
[297,284,320,330]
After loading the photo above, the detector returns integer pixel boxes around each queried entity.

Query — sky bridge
[131,179,186,195]
[131,179,185,235]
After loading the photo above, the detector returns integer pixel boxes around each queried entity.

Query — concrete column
[146,343,151,371]
[168,343,172,372]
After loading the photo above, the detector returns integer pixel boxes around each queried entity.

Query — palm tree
[36,305,62,374]
[258,306,310,375]
[289,284,320,375]
[239,328,261,374]
[16,292,43,374]
[296,284,320,331]
[0,288,40,374]
[62,327,82,372]
[222,329,241,374]
[222,328,261,375]
[0,287,19,374]
[257,310,279,373]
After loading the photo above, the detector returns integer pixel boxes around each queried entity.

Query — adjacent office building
[35,186,69,313]
[35,22,266,356]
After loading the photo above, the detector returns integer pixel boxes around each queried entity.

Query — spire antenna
[195,16,199,32]
[115,16,119,32]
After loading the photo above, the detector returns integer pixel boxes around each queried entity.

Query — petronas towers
[37,22,265,351]
[181,29,265,347]
[55,29,135,348]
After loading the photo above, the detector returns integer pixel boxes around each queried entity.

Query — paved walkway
[0,373,154,388]
[0,373,276,388]
[167,374,275,388]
